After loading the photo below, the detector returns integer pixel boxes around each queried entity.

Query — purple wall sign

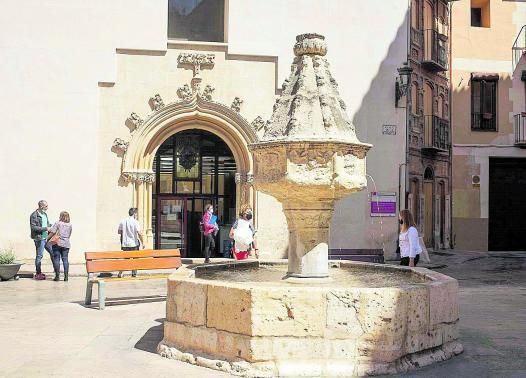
[370,192,397,217]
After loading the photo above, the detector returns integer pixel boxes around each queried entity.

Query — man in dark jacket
[30,200,53,280]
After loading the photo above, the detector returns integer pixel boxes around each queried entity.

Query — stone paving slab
[0,277,229,378]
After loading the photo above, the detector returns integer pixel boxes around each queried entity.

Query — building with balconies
[451,0,526,251]
[406,0,453,249]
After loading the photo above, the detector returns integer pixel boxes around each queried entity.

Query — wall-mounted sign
[370,192,397,217]
[382,124,397,135]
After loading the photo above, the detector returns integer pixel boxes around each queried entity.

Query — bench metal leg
[85,280,94,305]
[98,280,106,310]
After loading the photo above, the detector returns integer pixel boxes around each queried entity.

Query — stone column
[124,171,155,248]
[283,201,333,278]
[235,172,254,208]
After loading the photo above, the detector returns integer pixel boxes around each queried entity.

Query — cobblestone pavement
[1,250,525,377]
[386,250,526,378]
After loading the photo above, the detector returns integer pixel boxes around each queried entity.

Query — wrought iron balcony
[423,115,449,152]
[514,113,526,147]
[512,25,526,73]
[422,29,448,72]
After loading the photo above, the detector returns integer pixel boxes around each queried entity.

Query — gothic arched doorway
[119,96,256,251]
[152,129,237,258]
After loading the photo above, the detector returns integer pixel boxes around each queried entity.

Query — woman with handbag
[202,204,219,264]
[48,211,72,281]
[398,209,422,267]
[230,204,258,260]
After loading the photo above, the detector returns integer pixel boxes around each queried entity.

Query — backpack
[233,219,253,251]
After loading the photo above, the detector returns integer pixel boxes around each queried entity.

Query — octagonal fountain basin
[158,261,462,377]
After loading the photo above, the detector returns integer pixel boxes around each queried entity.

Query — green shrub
[0,248,16,264]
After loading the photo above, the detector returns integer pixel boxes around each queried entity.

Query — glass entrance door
[157,198,186,254]
[152,130,238,258]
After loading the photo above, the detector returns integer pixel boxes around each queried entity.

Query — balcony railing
[514,113,526,147]
[512,25,526,73]
[423,115,449,152]
[472,112,497,131]
[423,29,448,72]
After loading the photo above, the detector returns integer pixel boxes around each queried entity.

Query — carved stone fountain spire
[263,33,358,143]
[250,33,372,279]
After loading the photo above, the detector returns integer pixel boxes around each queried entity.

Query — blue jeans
[34,240,53,274]
[52,245,69,275]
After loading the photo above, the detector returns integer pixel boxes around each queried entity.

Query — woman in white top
[399,209,422,267]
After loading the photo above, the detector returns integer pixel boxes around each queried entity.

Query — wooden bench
[329,248,384,264]
[84,249,182,310]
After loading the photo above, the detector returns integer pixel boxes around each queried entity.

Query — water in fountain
[197,263,428,287]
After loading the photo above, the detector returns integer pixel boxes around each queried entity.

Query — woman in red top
[202,204,218,263]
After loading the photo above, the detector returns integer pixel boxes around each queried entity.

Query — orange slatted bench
[84,249,181,310]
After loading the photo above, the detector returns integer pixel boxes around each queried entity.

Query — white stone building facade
[1,0,412,262]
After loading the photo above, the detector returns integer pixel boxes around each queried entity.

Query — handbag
[48,224,60,246]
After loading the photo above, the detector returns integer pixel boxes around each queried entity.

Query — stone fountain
[249,33,370,279]
[158,34,462,377]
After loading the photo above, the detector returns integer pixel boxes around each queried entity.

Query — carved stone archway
[119,95,258,247]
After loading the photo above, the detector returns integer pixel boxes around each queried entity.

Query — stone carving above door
[122,171,155,183]
[177,53,215,77]
[202,85,215,101]
[114,51,259,185]
[177,84,193,101]
[127,112,144,130]
[112,138,128,153]
[150,94,165,111]
[231,97,243,112]
[251,116,267,133]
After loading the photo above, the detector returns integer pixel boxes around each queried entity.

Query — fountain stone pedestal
[249,33,371,278]
[158,34,463,377]
[251,141,370,278]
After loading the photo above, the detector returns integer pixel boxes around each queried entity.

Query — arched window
[424,83,434,146]
[424,167,434,180]
[423,0,434,60]
[437,95,444,119]
[424,82,434,116]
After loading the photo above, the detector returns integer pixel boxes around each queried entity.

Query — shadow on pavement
[135,318,165,354]
[71,295,166,310]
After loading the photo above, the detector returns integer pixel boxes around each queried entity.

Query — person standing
[398,209,422,267]
[49,211,72,281]
[230,204,258,260]
[202,204,219,264]
[30,200,53,280]
[118,208,144,277]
